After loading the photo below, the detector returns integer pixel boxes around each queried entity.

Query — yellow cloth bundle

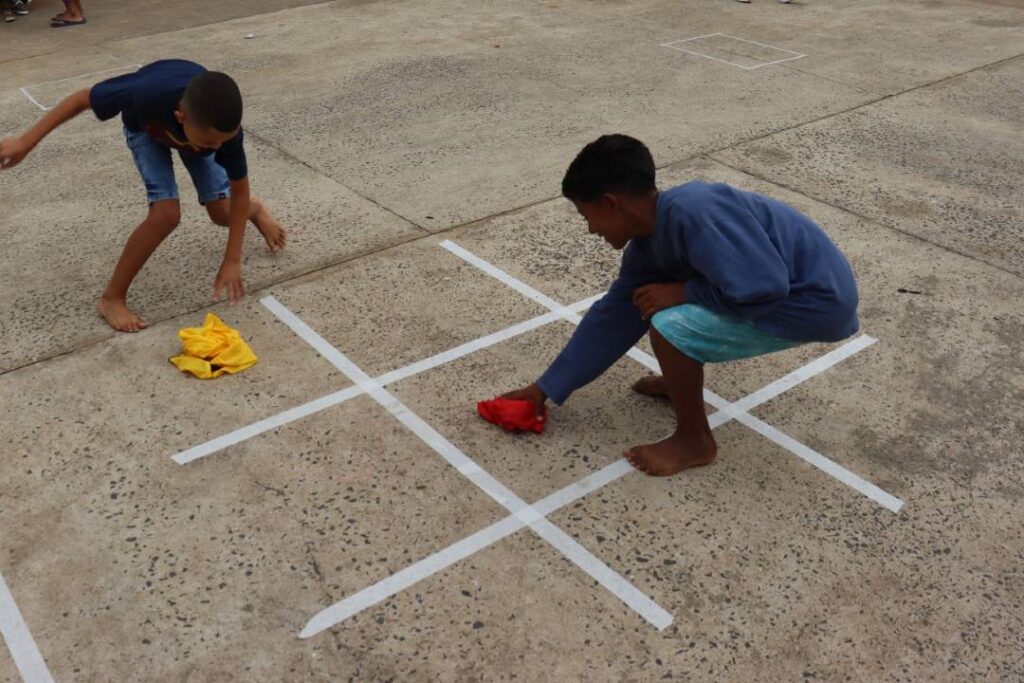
[169,313,258,379]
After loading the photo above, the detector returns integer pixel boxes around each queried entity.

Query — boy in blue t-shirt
[501,134,859,477]
[0,60,287,332]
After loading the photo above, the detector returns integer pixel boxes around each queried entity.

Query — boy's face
[174,109,238,151]
[573,196,635,250]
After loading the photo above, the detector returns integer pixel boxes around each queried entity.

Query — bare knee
[205,200,230,226]
[148,201,181,233]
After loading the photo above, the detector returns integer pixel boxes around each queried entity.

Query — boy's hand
[214,261,245,304]
[633,283,686,320]
[0,136,32,170]
[500,383,547,416]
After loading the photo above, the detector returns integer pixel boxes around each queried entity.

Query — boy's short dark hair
[561,134,656,203]
[182,71,243,133]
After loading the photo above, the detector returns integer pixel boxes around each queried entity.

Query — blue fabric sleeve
[678,194,790,321]
[537,242,657,405]
[213,129,248,181]
[89,73,136,122]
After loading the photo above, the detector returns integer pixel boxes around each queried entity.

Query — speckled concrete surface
[2,0,1023,680]
[714,55,1024,277]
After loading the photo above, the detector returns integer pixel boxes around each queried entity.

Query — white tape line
[297,326,890,634]
[173,385,364,465]
[172,294,601,465]
[301,457,647,638]
[440,241,566,311]
[17,88,49,112]
[527,517,673,630]
[441,241,902,512]
[300,515,523,638]
[19,64,143,112]
[262,296,673,632]
[735,411,903,512]
[375,293,602,387]
[0,573,55,683]
[727,335,877,414]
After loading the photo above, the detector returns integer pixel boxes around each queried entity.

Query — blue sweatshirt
[537,181,859,405]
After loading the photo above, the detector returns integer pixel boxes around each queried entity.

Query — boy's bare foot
[97,297,148,333]
[253,204,287,253]
[632,375,669,399]
[624,432,717,477]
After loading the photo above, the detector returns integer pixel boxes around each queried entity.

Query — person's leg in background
[52,0,86,26]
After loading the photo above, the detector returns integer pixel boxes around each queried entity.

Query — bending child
[500,134,859,476]
[0,59,287,332]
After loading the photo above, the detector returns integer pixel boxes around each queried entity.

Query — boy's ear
[602,193,621,212]
[173,109,186,125]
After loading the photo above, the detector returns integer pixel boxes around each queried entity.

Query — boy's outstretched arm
[213,176,251,303]
[501,242,660,414]
[0,88,92,169]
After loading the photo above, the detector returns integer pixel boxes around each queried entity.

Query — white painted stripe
[172,294,602,465]
[300,457,645,638]
[441,240,902,513]
[375,293,602,387]
[441,241,565,312]
[300,515,524,638]
[172,385,364,464]
[734,411,904,513]
[528,517,673,630]
[0,573,55,683]
[261,296,673,631]
[17,88,49,112]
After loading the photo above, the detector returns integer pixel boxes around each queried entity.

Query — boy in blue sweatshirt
[502,135,859,477]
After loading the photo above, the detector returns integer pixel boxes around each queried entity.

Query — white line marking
[172,386,364,465]
[728,334,877,415]
[301,515,525,638]
[301,458,638,638]
[300,330,888,633]
[17,88,49,112]
[261,296,673,633]
[0,573,55,683]
[172,294,602,465]
[661,33,805,70]
[440,240,901,512]
[734,412,903,512]
[18,64,143,111]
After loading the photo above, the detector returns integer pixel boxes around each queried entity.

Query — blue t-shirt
[89,60,248,181]
[537,181,860,404]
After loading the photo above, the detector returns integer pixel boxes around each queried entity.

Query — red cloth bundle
[477,398,547,434]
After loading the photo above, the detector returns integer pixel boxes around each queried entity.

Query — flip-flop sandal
[51,16,86,26]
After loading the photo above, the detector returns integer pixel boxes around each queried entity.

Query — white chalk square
[662,33,805,70]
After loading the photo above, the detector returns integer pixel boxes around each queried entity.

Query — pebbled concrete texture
[714,55,1024,277]
[2,0,1024,680]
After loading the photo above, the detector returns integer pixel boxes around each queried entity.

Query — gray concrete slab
[0,0,339,63]
[714,55,1024,277]
[2,0,1024,680]
[77,0,872,231]
[632,0,1024,96]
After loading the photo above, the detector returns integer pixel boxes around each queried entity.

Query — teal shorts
[650,304,803,364]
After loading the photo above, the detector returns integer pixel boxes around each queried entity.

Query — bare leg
[624,329,717,476]
[97,200,180,332]
[53,0,84,20]
[205,196,287,252]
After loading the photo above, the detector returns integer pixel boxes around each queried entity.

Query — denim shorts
[651,304,803,364]
[124,127,230,205]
